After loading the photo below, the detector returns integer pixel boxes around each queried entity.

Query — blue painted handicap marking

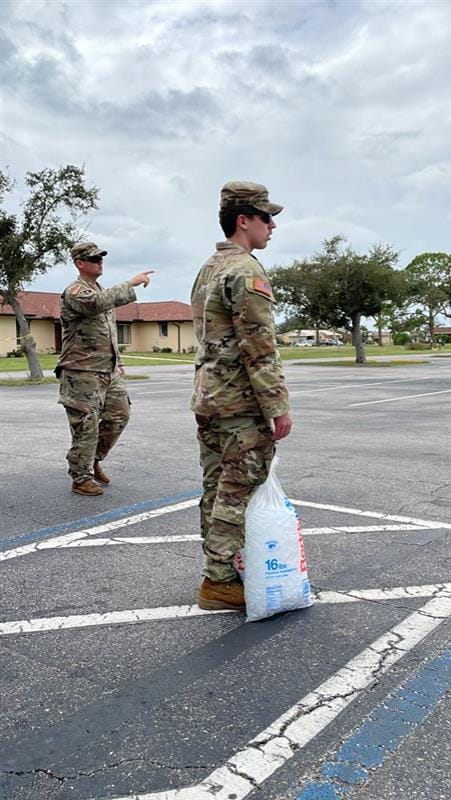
[297,784,349,799]
[335,740,385,770]
[322,762,368,784]
[295,647,451,800]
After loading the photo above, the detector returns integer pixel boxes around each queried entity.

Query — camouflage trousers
[196,415,274,582]
[58,369,131,483]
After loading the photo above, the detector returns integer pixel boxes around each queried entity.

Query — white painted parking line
[135,388,192,395]
[291,500,451,530]
[349,388,451,406]
[102,590,451,800]
[0,498,200,563]
[37,524,428,550]
[2,498,449,563]
[1,584,449,636]
[289,375,433,396]
[38,533,201,549]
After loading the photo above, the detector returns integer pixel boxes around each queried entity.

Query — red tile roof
[116,301,192,322]
[0,292,61,318]
[0,292,192,322]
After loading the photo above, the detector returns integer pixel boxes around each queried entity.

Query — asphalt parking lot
[0,359,450,800]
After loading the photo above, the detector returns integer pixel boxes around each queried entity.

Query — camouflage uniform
[191,182,290,582]
[56,271,136,484]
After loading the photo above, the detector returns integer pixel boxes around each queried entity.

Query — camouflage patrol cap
[70,241,108,261]
[220,181,284,216]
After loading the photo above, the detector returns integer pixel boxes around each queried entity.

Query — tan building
[279,329,343,345]
[0,291,195,356]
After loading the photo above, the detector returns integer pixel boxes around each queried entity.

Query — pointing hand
[130,270,155,288]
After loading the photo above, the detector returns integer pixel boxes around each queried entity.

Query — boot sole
[72,487,103,496]
[197,596,245,611]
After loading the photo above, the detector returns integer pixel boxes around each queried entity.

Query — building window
[159,322,168,337]
[117,323,131,345]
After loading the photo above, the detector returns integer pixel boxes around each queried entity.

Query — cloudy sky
[3,0,450,303]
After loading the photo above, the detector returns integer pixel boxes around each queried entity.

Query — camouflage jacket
[56,278,136,373]
[190,241,289,419]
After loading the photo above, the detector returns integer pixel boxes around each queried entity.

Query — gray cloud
[1,0,450,303]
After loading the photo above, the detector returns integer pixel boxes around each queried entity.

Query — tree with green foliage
[0,165,99,379]
[372,273,411,346]
[270,257,333,346]
[276,313,312,335]
[270,236,400,364]
[404,252,451,345]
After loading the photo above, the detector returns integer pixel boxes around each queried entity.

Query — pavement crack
[313,583,449,617]
[1,768,65,782]
[1,755,217,784]
[225,761,259,789]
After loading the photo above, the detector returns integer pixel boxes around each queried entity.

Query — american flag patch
[253,278,272,297]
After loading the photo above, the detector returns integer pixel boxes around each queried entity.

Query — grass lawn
[279,344,451,359]
[0,344,449,374]
[0,374,149,386]
[0,351,195,372]
[0,354,59,372]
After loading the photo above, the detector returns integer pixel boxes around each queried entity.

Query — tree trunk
[315,324,320,346]
[376,314,383,347]
[9,295,44,380]
[351,312,367,364]
[428,308,436,348]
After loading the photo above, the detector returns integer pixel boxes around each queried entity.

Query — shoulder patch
[69,284,82,296]
[253,277,272,297]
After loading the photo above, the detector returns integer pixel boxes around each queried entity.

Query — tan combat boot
[94,461,110,485]
[72,479,104,496]
[197,577,245,611]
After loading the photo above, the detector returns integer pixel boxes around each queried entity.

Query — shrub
[161,347,172,353]
[6,348,24,358]
[118,344,127,353]
[394,332,411,346]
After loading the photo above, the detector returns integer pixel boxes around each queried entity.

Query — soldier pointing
[191,181,292,611]
[55,241,154,495]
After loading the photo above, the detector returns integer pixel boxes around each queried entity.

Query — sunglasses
[255,212,272,224]
[83,255,104,263]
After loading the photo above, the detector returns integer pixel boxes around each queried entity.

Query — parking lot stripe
[135,388,192,394]
[290,500,451,530]
[1,584,449,636]
[103,591,451,800]
[295,647,451,799]
[0,498,200,562]
[35,524,428,550]
[349,388,451,406]
[0,489,201,552]
[2,498,449,563]
[289,376,432,396]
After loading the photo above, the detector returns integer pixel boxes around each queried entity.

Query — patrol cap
[70,241,108,260]
[220,181,284,216]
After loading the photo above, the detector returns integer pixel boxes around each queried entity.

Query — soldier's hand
[129,270,155,288]
[272,412,292,441]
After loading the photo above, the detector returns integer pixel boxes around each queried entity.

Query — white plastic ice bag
[237,456,313,622]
